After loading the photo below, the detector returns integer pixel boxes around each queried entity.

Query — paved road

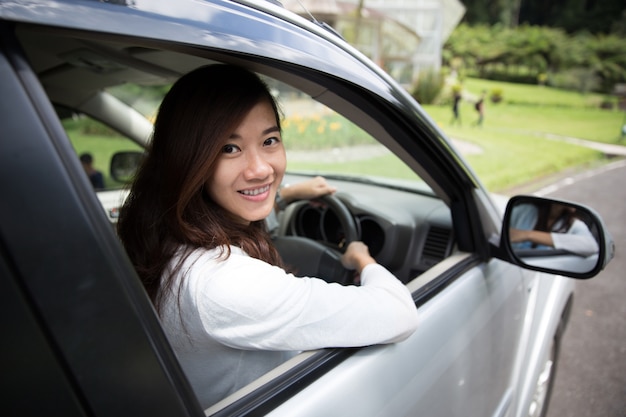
[531,159,626,417]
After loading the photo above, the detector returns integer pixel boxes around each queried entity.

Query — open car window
[60,69,441,234]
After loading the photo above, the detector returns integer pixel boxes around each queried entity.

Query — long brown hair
[534,202,576,233]
[117,64,284,312]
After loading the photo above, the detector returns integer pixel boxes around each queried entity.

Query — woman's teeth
[240,185,270,196]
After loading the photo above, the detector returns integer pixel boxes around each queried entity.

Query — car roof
[4,0,399,103]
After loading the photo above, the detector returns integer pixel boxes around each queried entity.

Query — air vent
[422,226,452,262]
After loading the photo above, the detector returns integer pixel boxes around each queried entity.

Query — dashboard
[278,174,455,283]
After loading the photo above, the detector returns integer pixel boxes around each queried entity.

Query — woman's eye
[264,136,281,146]
[222,144,240,154]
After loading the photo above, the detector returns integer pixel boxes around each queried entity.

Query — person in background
[116,64,418,408]
[474,90,486,127]
[79,152,105,190]
[450,90,462,126]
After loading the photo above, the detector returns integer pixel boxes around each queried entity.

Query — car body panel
[267,257,526,417]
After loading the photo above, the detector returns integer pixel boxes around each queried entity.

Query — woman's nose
[243,150,272,179]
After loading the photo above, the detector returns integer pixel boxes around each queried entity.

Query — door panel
[0,31,204,417]
[266,258,525,417]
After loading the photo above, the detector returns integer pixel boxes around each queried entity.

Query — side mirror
[493,195,614,279]
[110,151,144,184]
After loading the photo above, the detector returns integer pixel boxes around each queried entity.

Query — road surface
[533,159,626,417]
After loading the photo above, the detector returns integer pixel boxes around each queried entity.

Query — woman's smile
[238,184,271,199]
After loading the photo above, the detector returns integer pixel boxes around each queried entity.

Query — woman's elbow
[390,304,419,342]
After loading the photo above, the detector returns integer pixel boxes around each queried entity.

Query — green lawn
[419,78,625,191]
[427,78,625,144]
[460,78,614,109]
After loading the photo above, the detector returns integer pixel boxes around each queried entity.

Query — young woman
[117,64,418,408]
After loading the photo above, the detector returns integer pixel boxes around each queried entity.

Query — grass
[418,77,625,191]
[451,128,601,191]
[430,78,625,144]
[460,78,614,108]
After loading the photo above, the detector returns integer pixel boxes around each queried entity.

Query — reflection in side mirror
[499,195,614,279]
[110,151,144,184]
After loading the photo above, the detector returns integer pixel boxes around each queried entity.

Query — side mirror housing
[110,151,144,184]
[492,195,615,279]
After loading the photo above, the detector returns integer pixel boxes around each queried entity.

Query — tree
[463,0,626,34]
[444,24,626,92]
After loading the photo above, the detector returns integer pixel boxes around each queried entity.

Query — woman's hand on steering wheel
[341,241,376,273]
[277,176,337,208]
[272,185,362,285]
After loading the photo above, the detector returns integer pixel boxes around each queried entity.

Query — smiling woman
[116,64,418,408]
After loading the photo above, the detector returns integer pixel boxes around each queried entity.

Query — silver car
[0,1,614,417]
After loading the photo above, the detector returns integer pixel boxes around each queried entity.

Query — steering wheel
[316,193,359,249]
[273,194,359,285]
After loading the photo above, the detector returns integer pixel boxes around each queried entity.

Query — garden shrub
[411,69,445,104]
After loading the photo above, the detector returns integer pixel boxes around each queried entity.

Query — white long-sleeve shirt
[160,246,418,408]
[551,218,599,257]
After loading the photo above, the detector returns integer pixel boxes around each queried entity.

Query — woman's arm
[187,246,418,351]
[509,228,554,247]
[510,218,599,257]
[551,219,599,256]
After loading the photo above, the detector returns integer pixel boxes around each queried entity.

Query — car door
[257,256,525,417]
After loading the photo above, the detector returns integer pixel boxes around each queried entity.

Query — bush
[548,68,601,93]
[444,24,626,94]
[477,71,540,85]
[410,69,445,104]
[490,87,503,103]
[62,115,120,137]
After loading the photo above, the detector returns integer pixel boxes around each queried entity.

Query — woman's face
[206,100,286,224]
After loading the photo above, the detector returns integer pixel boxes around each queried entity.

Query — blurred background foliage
[408,0,626,104]
[460,0,626,35]
[443,24,626,94]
